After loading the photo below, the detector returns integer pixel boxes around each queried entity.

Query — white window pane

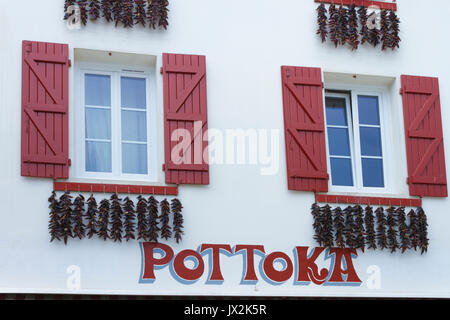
[328,127,351,156]
[121,110,147,142]
[86,141,112,173]
[330,157,354,186]
[358,95,380,125]
[360,127,383,157]
[121,77,146,109]
[85,74,111,106]
[326,97,348,126]
[122,143,148,174]
[362,158,384,188]
[85,108,111,140]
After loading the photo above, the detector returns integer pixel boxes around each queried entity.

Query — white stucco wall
[0,0,449,297]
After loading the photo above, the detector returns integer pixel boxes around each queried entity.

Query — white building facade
[0,0,450,298]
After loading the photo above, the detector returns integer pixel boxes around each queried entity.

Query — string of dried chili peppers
[59,192,74,245]
[364,206,376,250]
[343,206,355,249]
[347,4,360,50]
[136,195,149,241]
[311,203,323,246]
[333,207,345,248]
[88,0,101,21]
[134,0,148,27]
[123,197,136,241]
[160,199,172,240]
[86,194,98,239]
[386,207,399,253]
[316,3,328,43]
[101,0,113,22]
[171,198,184,244]
[375,207,387,250]
[98,198,110,241]
[417,207,429,254]
[353,205,365,252]
[48,191,61,242]
[73,194,86,240]
[407,209,419,251]
[396,207,410,254]
[110,194,124,242]
[156,0,169,30]
[148,196,160,242]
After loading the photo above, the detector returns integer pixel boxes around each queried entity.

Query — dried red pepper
[86,194,98,239]
[110,194,123,242]
[73,194,86,240]
[136,195,149,241]
[171,198,184,244]
[48,191,61,242]
[123,197,136,241]
[160,199,172,240]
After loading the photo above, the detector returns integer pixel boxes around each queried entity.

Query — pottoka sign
[139,243,362,286]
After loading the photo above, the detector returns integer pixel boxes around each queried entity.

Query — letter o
[173,249,205,281]
[263,251,293,283]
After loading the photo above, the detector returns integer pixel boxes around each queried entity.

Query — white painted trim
[324,83,393,195]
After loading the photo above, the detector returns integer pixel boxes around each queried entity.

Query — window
[324,88,388,192]
[76,63,157,182]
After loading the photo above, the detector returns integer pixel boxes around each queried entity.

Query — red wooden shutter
[162,53,209,185]
[401,75,448,197]
[281,66,329,192]
[21,40,70,179]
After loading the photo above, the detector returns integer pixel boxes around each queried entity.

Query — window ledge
[53,182,178,196]
[315,193,422,207]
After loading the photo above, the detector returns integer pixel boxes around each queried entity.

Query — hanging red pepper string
[148,196,160,242]
[73,194,86,240]
[123,197,136,241]
[171,198,184,244]
[136,195,149,241]
[48,191,61,242]
[333,206,346,248]
[86,194,99,239]
[316,3,328,43]
[364,205,377,250]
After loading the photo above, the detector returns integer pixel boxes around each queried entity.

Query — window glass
[362,158,384,188]
[330,158,354,187]
[85,108,111,140]
[358,95,380,125]
[360,127,382,157]
[85,74,111,106]
[121,110,147,142]
[86,141,112,173]
[122,143,148,174]
[121,77,146,109]
[325,96,354,187]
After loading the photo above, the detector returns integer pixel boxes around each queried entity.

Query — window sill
[315,193,422,207]
[53,181,178,196]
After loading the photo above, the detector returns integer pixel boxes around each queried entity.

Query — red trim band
[315,194,422,207]
[53,182,178,196]
[314,0,397,11]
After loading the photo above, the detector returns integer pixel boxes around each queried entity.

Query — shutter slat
[162,53,209,185]
[401,75,447,197]
[281,66,329,192]
[21,40,69,179]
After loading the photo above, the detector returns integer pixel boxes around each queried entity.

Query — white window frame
[75,62,158,182]
[324,83,392,194]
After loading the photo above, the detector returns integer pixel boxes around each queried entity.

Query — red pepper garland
[171,198,184,244]
[86,195,98,239]
[343,206,356,249]
[77,0,89,25]
[316,3,328,43]
[347,4,359,50]
[417,207,429,254]
[48,191,61,242]
[88,0,101,21]
[364,206,376,250]
[375,207,387,250]
[333,207,345,248]
[123,197,136,241]
[134,0,147,27]
[311,203,324,246]
[358,6,370,45]
[315,4,399,51]
[386,207,399,253]
[160,199,172,240]
[112,0,122,27]
[72,195,86,240]
[408,209,419,251]
[321,205,334,249]
[101,0,113,22]
[328,4,339,47]
[337,5,348,46]
[64,0,75,20]
[156,0,169,30]
[110,194,124,242]
[353,205,365,252]
[148,196,160,242]
[136,196,149,241]
[98,198,110,241]
[122,0,135,28]
[396,207,410,254]
[59,192,74,245]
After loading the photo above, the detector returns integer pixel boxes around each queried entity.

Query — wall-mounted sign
[139,243,362,286]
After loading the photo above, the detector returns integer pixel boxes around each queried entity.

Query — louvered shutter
[401,75,448,197]
[162,53,209,185]
[21,40,70,179]
[281,66,329,192]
